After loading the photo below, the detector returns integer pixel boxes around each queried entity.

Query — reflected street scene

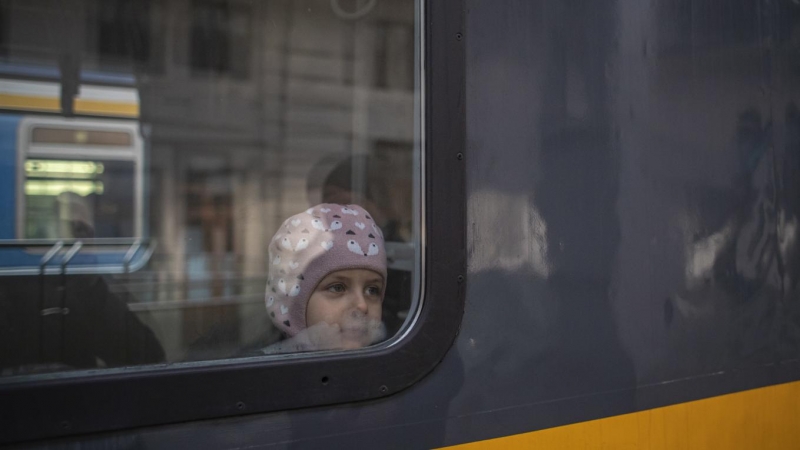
[0,0,420,376]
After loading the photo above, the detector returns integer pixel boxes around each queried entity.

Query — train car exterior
[2,0,800,448]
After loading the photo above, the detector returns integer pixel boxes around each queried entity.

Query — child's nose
[351,292,369,313]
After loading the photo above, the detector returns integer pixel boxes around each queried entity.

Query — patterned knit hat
[266,203,387,336]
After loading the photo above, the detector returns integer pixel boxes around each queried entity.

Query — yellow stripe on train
[442,380,800,449]
[0,79,139,118]
[0,93,60,113]
[74,98,139,117]
[0,93,138,118]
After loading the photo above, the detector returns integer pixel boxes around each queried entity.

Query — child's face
[306,269,385,349]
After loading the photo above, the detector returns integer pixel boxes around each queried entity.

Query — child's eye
[366,286,382,297]
[327,283,346,294]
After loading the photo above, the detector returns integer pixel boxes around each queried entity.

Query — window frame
[0,0,466,443]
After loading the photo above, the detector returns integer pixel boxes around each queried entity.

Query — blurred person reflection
[57,192,96,239]
[666,108,794,373]
[0,191,165,375]
[308,154,412,243]
[307,155,413,337]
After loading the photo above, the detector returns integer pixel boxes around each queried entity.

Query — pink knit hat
[266,203,387,336]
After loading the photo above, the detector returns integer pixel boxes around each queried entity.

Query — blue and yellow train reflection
[0,65,151,275]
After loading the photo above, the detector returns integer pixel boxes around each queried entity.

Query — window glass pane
[0,0,420,378]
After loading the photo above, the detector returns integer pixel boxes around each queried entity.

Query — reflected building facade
[0,0,416,363]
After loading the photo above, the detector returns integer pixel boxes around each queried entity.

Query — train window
[0,0,465,442]
[1,0,420,372]
[23,159,136,239]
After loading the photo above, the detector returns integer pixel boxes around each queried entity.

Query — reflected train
[2,0,800,449]
[0,65,152,275]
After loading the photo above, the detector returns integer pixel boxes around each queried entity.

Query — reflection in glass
[0,0,419,377]
[24,159,135,239]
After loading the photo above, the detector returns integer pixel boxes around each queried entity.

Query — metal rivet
[456,152,464,161]
[457,275,464,283]
[321,376,329,385]
[379,385,388,393]
[456,32,463,41]
[236,401,245,410]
